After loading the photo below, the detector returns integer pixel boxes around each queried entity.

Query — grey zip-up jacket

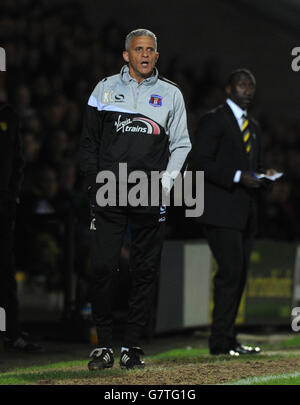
[80,65,191,192]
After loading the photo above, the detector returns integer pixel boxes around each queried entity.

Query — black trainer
[120,347,145,369]
[210,347,240,356]
[3,332,44,353]
[88,348,114,371]
[234,342,261,355]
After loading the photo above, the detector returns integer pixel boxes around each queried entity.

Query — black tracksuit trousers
[90,206,165,348]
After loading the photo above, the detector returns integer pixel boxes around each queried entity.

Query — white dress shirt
[226,98,247,183]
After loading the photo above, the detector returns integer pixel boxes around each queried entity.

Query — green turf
[253,375,300,385]
[152,347,209,358]
[1,332,300,385]
[0,347,293,385]
[279,335,300,349]
[227,371,300,385]
[150,348,284,365]
[0,359,125,385]
[262,335,300,350]
[0,368,126,385]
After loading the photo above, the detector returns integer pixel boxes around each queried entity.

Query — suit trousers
[90,206,165,348]
[204,202,256,351]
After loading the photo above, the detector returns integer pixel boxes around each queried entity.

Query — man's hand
[240,171,261,188]
[266,168,278,177]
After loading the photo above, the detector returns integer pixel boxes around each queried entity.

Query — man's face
[226,73,256,110]
[123,36,159,83]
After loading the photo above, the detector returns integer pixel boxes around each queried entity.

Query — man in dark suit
[193,69,276,356]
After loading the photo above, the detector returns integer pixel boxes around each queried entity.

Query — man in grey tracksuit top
[79,29,191,370]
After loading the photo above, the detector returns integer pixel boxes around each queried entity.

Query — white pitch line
[222,371,300,385]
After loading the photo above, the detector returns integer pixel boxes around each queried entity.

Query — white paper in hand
[256,172,283,181]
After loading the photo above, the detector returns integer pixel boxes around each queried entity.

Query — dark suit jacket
[192,103,262,230]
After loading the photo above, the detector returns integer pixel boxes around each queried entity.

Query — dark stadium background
[0,0,300,342]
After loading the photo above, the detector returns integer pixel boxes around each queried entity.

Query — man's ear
[123,51,129,63]
[225,84,231,97]
[155,52,159,63]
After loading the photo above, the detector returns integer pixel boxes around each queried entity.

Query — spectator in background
[18,166,68,290]
[0,97,43,353]
[14,84,35,119]
[41,129,70,168]
[22,132,42,191]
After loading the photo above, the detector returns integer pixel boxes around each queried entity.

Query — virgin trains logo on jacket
[114,115,161,135]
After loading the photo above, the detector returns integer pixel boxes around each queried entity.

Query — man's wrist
[161,174,173,194]
[85,174,97,192]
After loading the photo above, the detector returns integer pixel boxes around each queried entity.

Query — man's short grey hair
[125,29,157,51]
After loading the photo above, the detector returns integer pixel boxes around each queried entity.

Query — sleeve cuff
[234,170,242,183]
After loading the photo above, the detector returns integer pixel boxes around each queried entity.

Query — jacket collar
[222,103,246,157]
[120,64,158,86]
[223,103,243,134]
[226,98,247,121]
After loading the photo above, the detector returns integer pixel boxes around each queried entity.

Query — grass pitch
[1,335,300,385]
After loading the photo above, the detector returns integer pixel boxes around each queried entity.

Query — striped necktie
[241,114,252,154]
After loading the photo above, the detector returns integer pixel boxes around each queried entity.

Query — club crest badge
[149,94,162,107]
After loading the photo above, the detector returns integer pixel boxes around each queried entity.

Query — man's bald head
[226,68,256,88]
[225,68,256,110]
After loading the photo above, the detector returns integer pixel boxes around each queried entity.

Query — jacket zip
[131,84,138,109]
